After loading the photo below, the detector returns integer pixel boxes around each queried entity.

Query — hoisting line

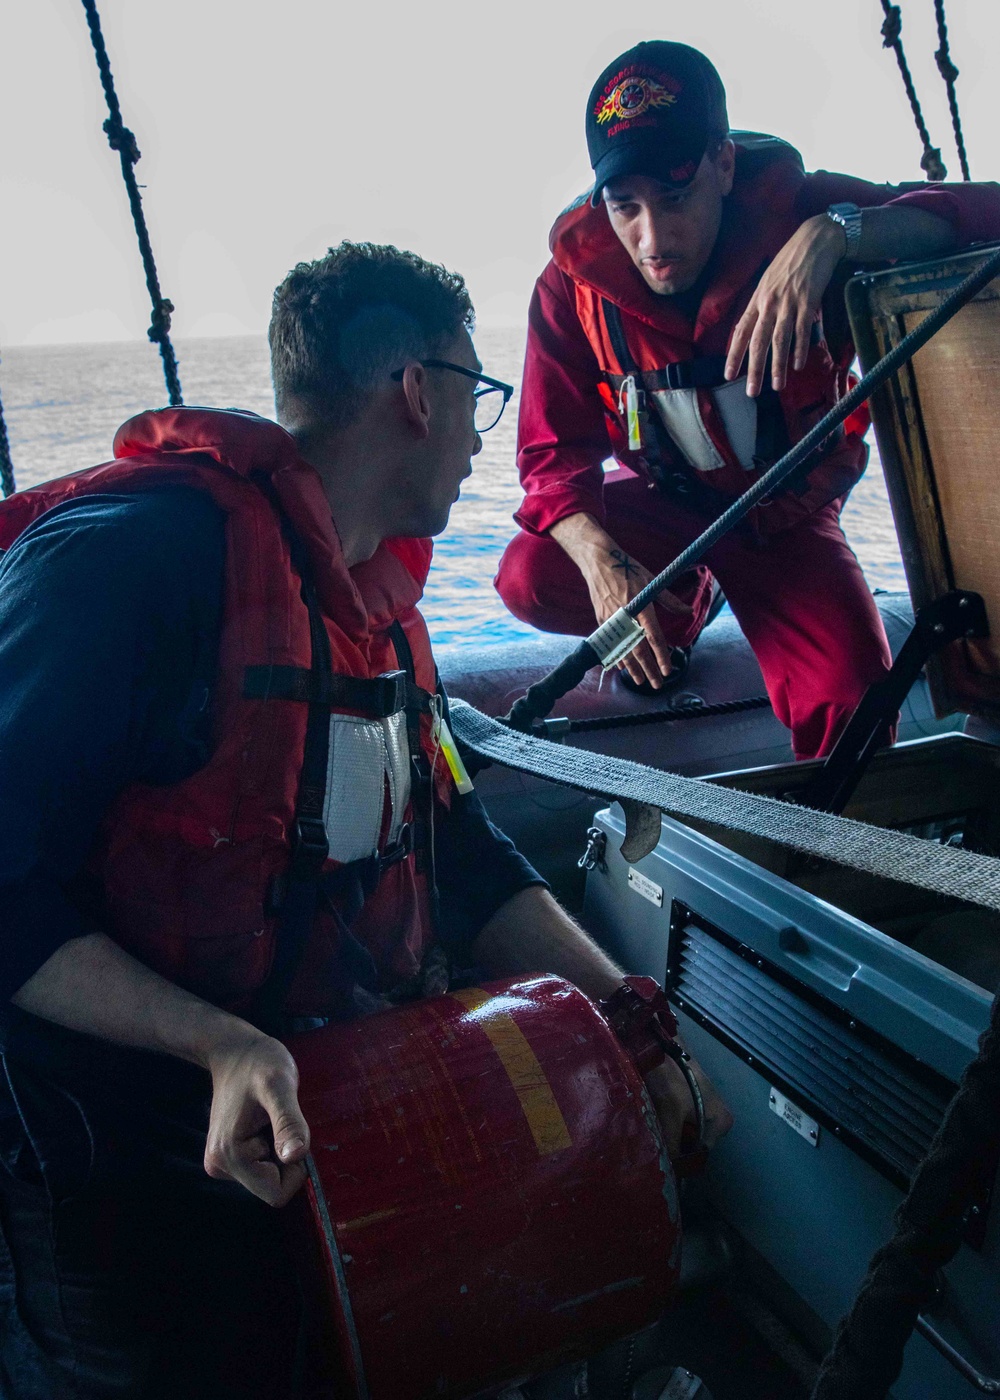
[506,243,1000,734]
[879,1,946,181]
[0,358,15,498]
[933,0,971,182]
[80,0,183,406]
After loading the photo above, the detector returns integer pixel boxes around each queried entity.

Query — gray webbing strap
[449,701,1000,913]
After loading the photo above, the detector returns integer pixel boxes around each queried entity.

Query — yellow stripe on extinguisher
[450,988,573,1156]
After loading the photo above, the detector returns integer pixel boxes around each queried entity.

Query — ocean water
[0,330,907,647]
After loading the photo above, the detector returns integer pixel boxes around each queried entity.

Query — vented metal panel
[669,914,956,1186]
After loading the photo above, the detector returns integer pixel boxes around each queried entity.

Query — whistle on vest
[618,375,644,452]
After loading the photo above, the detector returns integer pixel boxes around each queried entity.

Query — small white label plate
[627,869,664,908]
[769,1087,820,1147]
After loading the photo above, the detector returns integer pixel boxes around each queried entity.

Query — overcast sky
[1,0,996,346]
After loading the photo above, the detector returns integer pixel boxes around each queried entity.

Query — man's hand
[549,513,690,689]
[13,931,312,1208]
[643,1049,734,1159]
[204,1028,311,1207]
[725,213,846,397]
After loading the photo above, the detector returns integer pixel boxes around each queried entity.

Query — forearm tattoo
[609,549,639,580]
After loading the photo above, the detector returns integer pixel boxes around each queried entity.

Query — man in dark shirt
[0,242,729,1399]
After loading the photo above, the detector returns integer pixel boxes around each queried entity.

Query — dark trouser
[495,472,893,760]
[0,1034,303,1400]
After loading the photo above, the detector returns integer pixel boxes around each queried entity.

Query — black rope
[507,241,1000,732]
[879,1,947,181]
[811,986,1000,1399]
[79,0,182,406]
[0,358,14,498]
[540,694,771,738]
[934,0,971,181]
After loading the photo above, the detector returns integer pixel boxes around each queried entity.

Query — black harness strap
[242,664,430,717]
[602,300,706,512]
[388,620,439,918]
[602,295,640,376]
[253,561,334,1033]
[251,591,439,1028]
[607,358,728,393]
[600,298,796,506]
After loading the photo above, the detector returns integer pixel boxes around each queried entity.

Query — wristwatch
[826,202,864,260]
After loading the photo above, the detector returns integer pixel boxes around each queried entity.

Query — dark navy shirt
[0,487,541,1004]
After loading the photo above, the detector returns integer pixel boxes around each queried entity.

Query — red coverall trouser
[495,470,892,761]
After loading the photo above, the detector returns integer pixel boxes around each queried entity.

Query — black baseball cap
[586,42,729,205]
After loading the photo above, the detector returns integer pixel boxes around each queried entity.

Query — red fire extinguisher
[288,974,682,1399]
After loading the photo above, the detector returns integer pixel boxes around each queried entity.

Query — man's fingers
[769,304,795,391]
[794,302,816,373]
[227,1151,309,1208]
[259,1074,311,1164]
[725,306,757,382]
[639,606,675,680]
[620,639,663,690]
[745,308,777,397]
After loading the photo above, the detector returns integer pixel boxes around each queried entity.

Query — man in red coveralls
[496,40,1000,758]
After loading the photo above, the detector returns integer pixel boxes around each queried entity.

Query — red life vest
[550,134,870,535]
[0,408,452,1018]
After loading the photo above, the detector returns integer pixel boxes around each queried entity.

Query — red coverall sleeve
[513,260,611,537]
[794,171,1000,245]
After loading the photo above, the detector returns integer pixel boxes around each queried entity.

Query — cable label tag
[587,609,646,669]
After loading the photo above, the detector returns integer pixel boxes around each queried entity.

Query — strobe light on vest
[286,975,682,1400]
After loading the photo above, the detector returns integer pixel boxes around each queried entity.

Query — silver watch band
[826,202,863,260]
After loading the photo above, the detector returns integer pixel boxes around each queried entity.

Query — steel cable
[933,0,971,182]
[80,0,182,405]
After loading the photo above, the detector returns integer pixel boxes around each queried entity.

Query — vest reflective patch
[322,712,412,864]
[650,377,758,472]
[710,378,758,470]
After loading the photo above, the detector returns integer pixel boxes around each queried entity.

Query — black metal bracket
[800,589,989,815]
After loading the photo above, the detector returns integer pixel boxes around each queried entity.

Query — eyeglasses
[390,359,514,434]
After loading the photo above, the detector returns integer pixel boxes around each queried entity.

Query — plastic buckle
[291,815,329,875]
[373,670,407,718]
[382,822,413,868]
[664,362,694,391]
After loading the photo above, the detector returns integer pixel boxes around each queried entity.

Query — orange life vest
[0,408,452,1019]
[550,134,870,534]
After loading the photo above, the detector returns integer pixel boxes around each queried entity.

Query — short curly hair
[269,241,475,431]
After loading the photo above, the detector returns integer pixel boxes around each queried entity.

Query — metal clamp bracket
[800,590,989,815]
